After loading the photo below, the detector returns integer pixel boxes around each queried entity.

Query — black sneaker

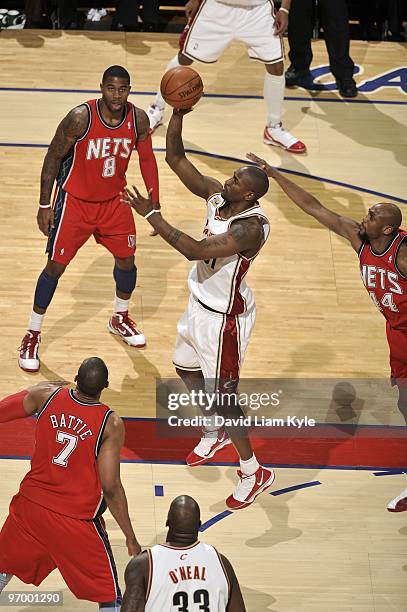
[285,66,325,91]
[336,78,358,98]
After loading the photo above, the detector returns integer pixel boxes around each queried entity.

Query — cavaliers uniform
[359,230,407,385]
[0,387,121,604]
[173,193,269,386]
[47,99,139,265]
[182,0,283,65]
[145,541,229,612]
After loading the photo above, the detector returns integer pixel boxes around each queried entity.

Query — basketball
[160,66,204,110]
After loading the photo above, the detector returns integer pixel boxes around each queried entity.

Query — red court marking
[0,419,406,468]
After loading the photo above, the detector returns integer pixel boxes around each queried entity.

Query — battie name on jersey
[169,565,207,584]
[49,412,93,440]
[86,138,132,160]
[361,265,402,294]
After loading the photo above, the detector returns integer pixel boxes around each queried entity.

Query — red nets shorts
[47,187,136,265]
[386,321,407,387]
[0,493,121,603]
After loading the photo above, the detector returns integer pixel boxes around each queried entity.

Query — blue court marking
[0,143,406,204]
[0,86,406,106]
[373,470,407,476]
[154,485,164,496]
[199,480,321,531]
[199,510,232,532]
[270,480,321,495]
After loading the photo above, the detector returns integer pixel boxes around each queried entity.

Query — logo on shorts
[128,235,136,248]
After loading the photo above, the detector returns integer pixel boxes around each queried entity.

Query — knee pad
[113,265,137,294]
[34,271,59,310]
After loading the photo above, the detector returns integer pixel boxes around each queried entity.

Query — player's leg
[239,2,306,152]
[96,196,145,347]
[0,495,57,588]
[18,190,92,372]
[386,381,407,512]
[147,0,232,131]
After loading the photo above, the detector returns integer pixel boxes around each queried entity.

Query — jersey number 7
[52,431,78,467]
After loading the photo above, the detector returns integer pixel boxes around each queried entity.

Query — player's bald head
[372,202,402,230]
[239,165,269,200]
[167,495,201,534]
[76,357,109,398]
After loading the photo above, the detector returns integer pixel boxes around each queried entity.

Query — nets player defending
[121,109,275,510]
[18,65,159,373]
[248,152,407,514]
[0,357,141,609]
[122,495,246,611]
[147,0,306,153]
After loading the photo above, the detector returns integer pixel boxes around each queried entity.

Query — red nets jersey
[61,99,138,202]
[359,231,407,330]
[19,387,112,519]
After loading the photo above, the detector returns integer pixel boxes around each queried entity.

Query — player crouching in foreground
[121,108,275,510]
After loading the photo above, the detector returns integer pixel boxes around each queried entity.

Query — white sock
[203,414,219,436]
[28,311,44,332]
[99,605,120,612]
[114,296,130,314]
[154,54,182,109]
[240,454,260,477]
[264,72,285,127]
[0,573,12,593]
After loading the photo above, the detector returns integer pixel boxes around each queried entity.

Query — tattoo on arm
[40,105,88,205]
[167,228,183,246]
[230,219,263,251]
[202,234,229,250]
[135,108,150,140]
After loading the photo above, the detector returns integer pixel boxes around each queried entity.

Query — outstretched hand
[172,107,194,117]
[246,153,277,178]
[121,187,159,219]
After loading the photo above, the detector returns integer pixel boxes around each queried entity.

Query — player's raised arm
[165,109,222,200]
[0,381,67,423]
[97,413,141,557]
[121,552,149,612]
[247,153,363,252]
[219,553,246,612]
[38,105,89,236]
[121,187,264,261]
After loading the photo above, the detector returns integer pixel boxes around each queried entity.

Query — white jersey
[145,541,229,612]
[216,0,267,7]
[188,193,270,314]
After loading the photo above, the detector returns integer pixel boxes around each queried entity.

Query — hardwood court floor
[0,31,406,611]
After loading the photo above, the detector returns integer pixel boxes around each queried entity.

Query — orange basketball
[160,66,204,110]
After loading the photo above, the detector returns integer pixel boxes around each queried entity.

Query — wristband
[38,204,52,209]
[144,209,159,220]
[279,7,289,14]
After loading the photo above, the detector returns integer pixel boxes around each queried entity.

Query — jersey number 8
[102,156,116,178]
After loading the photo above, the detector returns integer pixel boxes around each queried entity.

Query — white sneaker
[263,123,306,154]
[147,104,164,131]
[108,312,146,348]
[186,427,232,466]
[226,466,275,510]
[18,331,41,372]
[387,486,407,512]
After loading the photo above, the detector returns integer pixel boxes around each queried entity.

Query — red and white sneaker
[108,312,146,348]
[263,123,306,154]
[18,330,41,372]
[186,428,232,466]
[226,466,275,510]
[387,486,407,512]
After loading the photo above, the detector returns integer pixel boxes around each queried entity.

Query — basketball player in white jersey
[147,0,306,153]
[121,495,246,611]
[121,108,275,510]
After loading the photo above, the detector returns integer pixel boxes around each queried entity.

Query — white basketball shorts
[173,295,256,385]
[182,0,284,64]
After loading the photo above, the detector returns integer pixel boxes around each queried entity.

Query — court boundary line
[0,142,406,204]
[0,86,406,106]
